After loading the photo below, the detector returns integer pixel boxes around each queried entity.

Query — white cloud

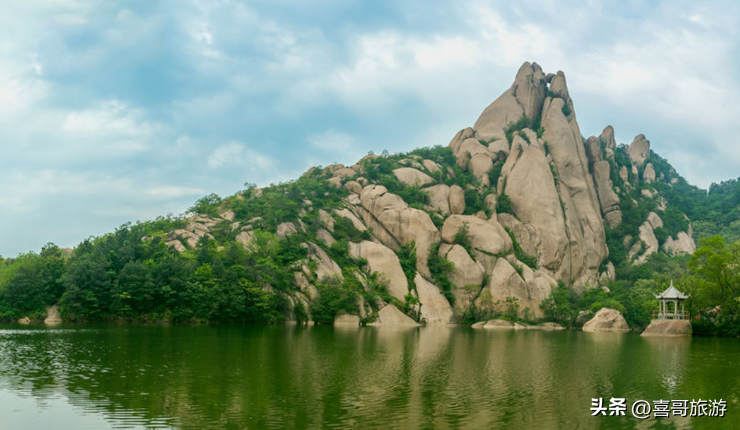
[308,129,355,152]
[146,186,205,198]
[207,141,276,171]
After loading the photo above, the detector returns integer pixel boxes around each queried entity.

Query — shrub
[428,243,455,304]
[454,223,472,255]
[310,279,359,324]
[396,242,417,289]
[504,227,537,269]
[497,193,514,215]
[561,103,572,117]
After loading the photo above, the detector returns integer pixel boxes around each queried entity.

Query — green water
[0,325,738,430]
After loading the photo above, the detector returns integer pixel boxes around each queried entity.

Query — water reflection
[0,325,738,429]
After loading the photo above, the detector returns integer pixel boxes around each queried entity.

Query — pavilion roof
[655,282,690,300]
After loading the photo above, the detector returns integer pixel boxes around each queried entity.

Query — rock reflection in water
[0,325,738,430]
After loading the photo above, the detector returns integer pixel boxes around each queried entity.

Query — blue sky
[1,0,739,257]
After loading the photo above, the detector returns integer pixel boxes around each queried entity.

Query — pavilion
[654,281,689,320]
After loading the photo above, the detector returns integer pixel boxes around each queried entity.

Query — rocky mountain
[150,62,697,326]
[1,61,708,328]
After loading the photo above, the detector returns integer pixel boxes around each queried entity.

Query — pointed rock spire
[473,61,547,139]
[600,125,616,150]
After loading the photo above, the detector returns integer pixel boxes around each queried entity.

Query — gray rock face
[44,305,62,325]
[393,167,434,187]
[441,215,512,256]
[497,213,541,258]
[422,159,441,173]
[475,258,549,319]
[334,312,360,327]
[628,134,650,167]
[600,125,616,150]
[502,142,566,273]
[619,165,629,183]
[469,153,494,180]
[319,209,335,232]
[663,232,697,255]
[308,243,343,281]
[415,274,455,325]
[277,222,298,239]
[448,63,611,292]
[482,319,514,329]
[592,160,622,228]
[349,241,409,302]
[449,185,465,214]
[425,184,451,214]
[582,308,630,332]
[643,163,656,183]
[584,136,603,166]
[443,244,484,314]
[369,304,420,327]
[539,72,607,289]
[474,62,547,133]
[534,322,566,331]
[634,212,663,265]
[641,319,691,337]
[359,185,440,278]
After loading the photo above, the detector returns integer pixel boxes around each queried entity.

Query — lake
[0,324,738,429]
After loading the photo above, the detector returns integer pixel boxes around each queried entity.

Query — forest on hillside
[1,145,739,335]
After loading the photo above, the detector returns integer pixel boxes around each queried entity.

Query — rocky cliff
[160,62,697,326]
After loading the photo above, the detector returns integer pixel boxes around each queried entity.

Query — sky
[1,0,739,257]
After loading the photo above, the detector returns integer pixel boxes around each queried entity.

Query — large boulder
[393,167,434,187]
[425,184,451,214]
[483,319,514,329]
[475,258,547,319]
[349,241,409,301]
[415,274,455,325]
[369,304,420,327]
[641,319,691,337]
[600,125,616,151]
[496,213,540,258]
[443,244,485,314]
[307,243,343,281]
[582,308,630,332]
[334,312,360,327]
[663,232,697,255]
[422,159,441,173]
[469,153,494,179]
[44,305,62,325]
[334,208,367,231]
[319,209,335,232]
[449,185,465,214]
[619,165,629,183]
[276,222,298,239]
[455,138,489,168]
[360,185,440,277]
[477,123,506,143]
[441,215,512,255]
[634,212,663,265]
[628,134,650,167]
[643,163,656,183]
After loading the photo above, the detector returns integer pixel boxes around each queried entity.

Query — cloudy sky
[1,0,739,257]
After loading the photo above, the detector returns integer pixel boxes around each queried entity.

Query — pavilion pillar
[674,300,678,319]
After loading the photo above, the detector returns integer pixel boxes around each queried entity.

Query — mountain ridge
[1,62,737,329]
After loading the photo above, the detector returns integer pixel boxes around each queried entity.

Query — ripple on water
[0,325,738,429]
